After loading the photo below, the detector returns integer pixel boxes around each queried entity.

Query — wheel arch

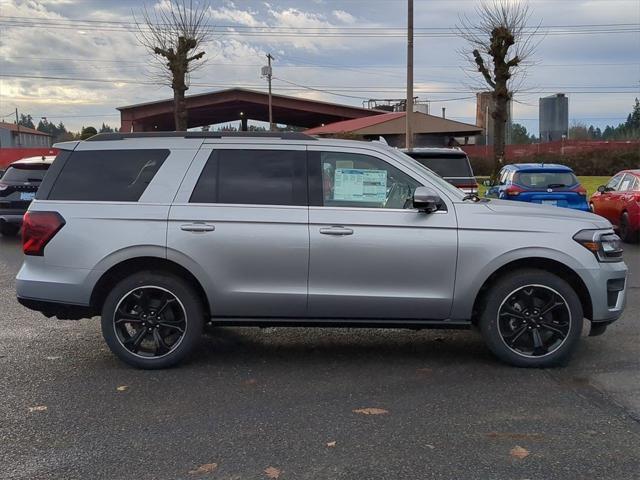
[90,257,210,318]
[470,257,593,324]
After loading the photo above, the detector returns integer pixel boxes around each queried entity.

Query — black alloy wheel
[101,271,204,369]
[497,285,571,358]
[113,286,187,358]
[479,269,583,368]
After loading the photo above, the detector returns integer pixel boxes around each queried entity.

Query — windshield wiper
[547,183,566,189]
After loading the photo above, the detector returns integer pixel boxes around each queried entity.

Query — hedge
[469,149,640,177]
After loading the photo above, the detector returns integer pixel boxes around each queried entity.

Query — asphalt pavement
[1,233,639,480]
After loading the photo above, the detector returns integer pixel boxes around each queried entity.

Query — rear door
[168,145,309,318]
[306,146,458,320]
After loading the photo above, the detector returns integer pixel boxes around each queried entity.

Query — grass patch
[476,176,611,198]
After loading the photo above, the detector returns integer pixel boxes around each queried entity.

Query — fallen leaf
[244,378,258,386]
[188,463,218,475]
[510,446,530,459]
[116,385,128,392]
[426,444,435,450]
[264,466,281,479]
[353,407,389,415]
[28,405,47,413]
[45,356,61,360]
[326,441,336,448]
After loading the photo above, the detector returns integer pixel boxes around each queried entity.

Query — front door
[168,146,309,318]
[306,147,458,320]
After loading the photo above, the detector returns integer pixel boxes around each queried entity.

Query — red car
[590,169,640,242]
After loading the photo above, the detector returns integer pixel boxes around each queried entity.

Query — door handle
[180,223,215,232]
[319,226,354,236]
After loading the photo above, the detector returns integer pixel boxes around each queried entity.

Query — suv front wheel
[101,272,204,369]
[479,269,583,367]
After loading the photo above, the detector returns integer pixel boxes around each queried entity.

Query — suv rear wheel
[479,269,583,367]
[101,272,204,369]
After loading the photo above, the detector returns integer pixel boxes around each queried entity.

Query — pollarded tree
[135,0,210,131]
[458,1,539,179]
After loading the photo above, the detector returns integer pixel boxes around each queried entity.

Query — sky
[0,0,639,136]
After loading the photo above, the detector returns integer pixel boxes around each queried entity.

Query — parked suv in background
[485,163,589,211]
[0,155,54,236]
[17,133,627,369]
[589,170,640,243]
[403,147,478,194]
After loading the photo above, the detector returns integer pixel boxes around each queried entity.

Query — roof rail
[85,131,317,141]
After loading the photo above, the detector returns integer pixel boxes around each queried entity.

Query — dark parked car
[403,148,478,194]
[590,170,640,243]
[0,156,54,236]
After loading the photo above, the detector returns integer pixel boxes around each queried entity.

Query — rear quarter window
[46,149,169,201]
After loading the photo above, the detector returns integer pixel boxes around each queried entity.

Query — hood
[483,199,611,229]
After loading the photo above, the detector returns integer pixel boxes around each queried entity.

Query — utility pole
[405,0,414,150]
[264,53,275,131]
[15,108,21,147]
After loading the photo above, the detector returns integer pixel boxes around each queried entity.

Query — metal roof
[305,111,482,136]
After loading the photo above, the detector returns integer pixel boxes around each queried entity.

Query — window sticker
[333,168,387,203]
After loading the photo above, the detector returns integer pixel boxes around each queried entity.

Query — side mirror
[413,186,442,213]
[597,185,607,193]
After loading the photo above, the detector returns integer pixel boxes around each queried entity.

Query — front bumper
[579,260,628,323]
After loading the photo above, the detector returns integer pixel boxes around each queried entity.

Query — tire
[0,222,19,236]
[619,212,638,243]
[479,269,583,368]
[101,271,204,369]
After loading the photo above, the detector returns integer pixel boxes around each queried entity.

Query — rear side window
[190,149,307,206]
[1,164,49,183]
[410,155,472,177]
[47,149,168,201]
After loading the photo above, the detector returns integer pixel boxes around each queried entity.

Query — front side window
[190,149,307,206]
[47,149,168,201]
[314,152,419,209]
[606,174,624,191]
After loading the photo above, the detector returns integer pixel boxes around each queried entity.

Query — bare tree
[458,1,539,179]
[135,0,210,131]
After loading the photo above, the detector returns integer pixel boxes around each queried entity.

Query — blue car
[485,163,589,211]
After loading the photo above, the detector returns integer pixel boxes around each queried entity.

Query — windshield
[1,165,49,183]
[387,149,466,200]
[514,171,578,188]
[409,155,473,177]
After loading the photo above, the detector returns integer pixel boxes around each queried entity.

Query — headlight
[573,230,623,262]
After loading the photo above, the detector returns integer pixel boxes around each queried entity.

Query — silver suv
[16,132,627,369]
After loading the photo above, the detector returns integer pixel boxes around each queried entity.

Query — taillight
[505,186,524,196]
[572,185,587,196]
[22,211,65,256]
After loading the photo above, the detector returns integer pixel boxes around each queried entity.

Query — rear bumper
[0,209,25,224]
[17,296,96,320]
